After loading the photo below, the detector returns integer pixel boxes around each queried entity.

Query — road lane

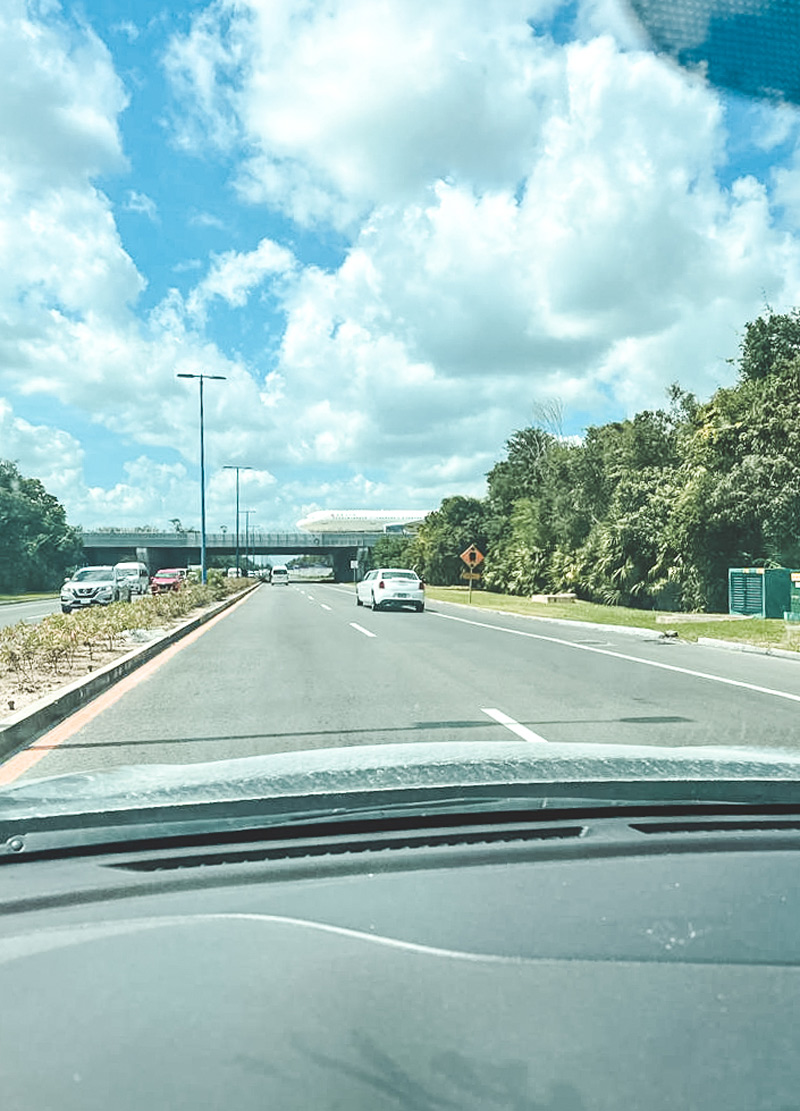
[0,598,61,629]
[6,581,800,783]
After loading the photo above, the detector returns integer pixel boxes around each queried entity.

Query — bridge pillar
[331,548,370,583]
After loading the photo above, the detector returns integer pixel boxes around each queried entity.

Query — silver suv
[60,566,131,613]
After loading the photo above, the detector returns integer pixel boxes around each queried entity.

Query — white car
[356,568,425,611]
[60,566,131,613]
[270,565,289,585]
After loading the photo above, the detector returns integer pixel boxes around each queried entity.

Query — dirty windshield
[4,0,800,796]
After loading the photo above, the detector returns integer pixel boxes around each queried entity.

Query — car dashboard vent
[109,822,586,873]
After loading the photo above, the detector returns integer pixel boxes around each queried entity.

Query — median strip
[0,583,260,767]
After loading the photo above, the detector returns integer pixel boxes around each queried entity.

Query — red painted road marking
[0,592,255,786]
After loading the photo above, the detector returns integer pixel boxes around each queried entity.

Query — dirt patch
[0,612,205,717]
[0,630,164,716]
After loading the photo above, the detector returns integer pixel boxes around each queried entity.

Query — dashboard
[2,821,799,1110]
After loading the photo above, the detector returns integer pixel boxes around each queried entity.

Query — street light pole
[223,465,252,576]
[243,509,255,574]
[177,372,226,583]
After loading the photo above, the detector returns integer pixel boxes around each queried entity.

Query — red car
[150,567,188,594]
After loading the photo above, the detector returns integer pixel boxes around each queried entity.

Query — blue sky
[2,0,800,532]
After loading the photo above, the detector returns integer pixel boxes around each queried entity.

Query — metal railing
[82,530,383,549]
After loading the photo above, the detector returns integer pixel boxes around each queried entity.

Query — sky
[2,0,800,532]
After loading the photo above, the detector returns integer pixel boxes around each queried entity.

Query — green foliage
[368,535,416,570]
[738,308,800,382]
[0,460,84,594]
[408,497,489,585]
[425,308,800,611]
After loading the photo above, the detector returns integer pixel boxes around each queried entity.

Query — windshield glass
[3,0,800,801]
[71,569,113,583]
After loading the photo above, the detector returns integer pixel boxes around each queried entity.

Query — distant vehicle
[60,566,131,613]
[114,561,150,596]
[150,568,188,594]
[296,509,430,533]
[270,565,289,585]
[356,568,424,611]
[226,567,242,578]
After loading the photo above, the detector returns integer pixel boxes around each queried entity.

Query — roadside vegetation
[423,585,800,651]
[0,461,84,594]
[0,572,250,703]
[0,593,59,605]
[375,308,800,616]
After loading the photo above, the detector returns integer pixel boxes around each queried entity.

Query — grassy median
[0,576,252,708]
[0,593,59,605]
[423,585,800,653]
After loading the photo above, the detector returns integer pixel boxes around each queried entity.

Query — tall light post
[223,465,252,575]
[243,509,255,575]
[177,372,226,583]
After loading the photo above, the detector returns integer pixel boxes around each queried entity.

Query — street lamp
[223,465,252,575]
[243,509,255,574]
[177,372,226,583]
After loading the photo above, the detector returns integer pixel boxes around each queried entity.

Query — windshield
[3,0,800,802]
[71,569,113,583]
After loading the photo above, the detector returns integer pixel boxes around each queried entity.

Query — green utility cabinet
[787,571,800,621]
[728,567,792,618]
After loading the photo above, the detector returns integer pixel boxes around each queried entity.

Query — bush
[0,576,253,690]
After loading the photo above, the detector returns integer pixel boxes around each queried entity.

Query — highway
[0,598,61,629]
[5,581,800,784]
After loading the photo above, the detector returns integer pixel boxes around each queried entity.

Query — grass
[423,585,800,653]
[0,592,59,605]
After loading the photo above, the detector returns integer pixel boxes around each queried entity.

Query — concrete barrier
[0,583,260,763]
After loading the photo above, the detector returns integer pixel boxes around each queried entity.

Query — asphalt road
[0,598,61,629]
[7,582,800,782]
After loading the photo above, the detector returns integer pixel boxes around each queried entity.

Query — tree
[368,536,415,570]
[0,461,84,593]
[738,308,800,382]
[411,497,489,585]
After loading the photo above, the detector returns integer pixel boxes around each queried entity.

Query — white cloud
[165,0,564,227]
[124,190,158,220]
[0,398,84,506]
[112,19,139,43]
[186,238,296,320]
[5,0,800,535]
[260,33,800,470]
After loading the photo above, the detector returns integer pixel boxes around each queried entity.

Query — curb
[697,636,800,661]
[0,583,260,763]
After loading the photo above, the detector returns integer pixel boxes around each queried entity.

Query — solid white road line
[350,622,377,638]
[434,610,800,706]
[481,707,549,743]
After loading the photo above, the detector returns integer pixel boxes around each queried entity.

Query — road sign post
[460,544,484,603]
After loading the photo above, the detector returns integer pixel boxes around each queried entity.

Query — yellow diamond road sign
[460,544,484,567]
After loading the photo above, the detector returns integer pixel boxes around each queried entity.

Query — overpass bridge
[81,530,384,581]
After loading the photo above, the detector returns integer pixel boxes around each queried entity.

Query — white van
[114,561,150,596]
[270,565,289,585]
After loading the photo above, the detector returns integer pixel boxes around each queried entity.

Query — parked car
[114,561,150,596]
[60,566,131,613]
[150,567,188,594]
[356,568,424,611]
